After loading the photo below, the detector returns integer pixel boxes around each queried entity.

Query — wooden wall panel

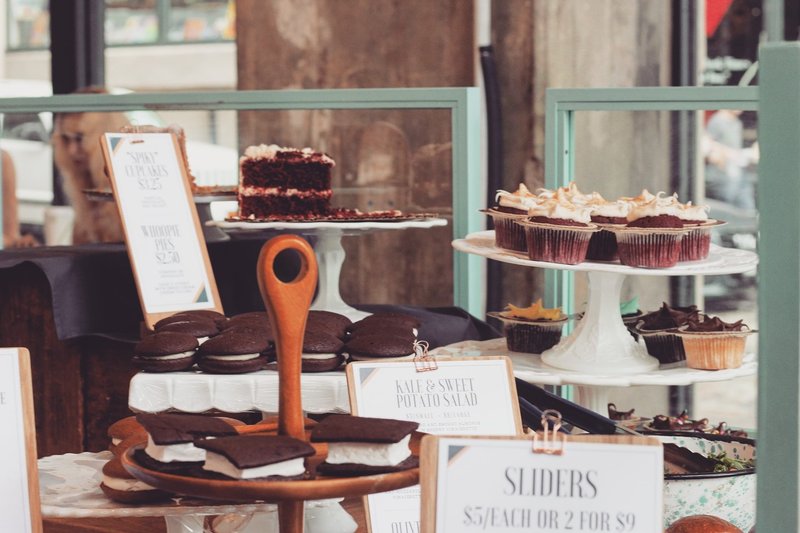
[236,0,473,307]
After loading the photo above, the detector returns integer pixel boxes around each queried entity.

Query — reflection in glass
[7,0,49,49]
[168,0,235,42]
[105,0,159,45]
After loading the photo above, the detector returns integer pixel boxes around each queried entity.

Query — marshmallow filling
[202,353,262,361]
[102,475,156,492]
[203,452,306,480]
[325,435,412,466]
[145,434,206,463]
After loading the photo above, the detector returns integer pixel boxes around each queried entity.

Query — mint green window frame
[545,66,800,529]
[543,86,758,315]
[0,87,484,317]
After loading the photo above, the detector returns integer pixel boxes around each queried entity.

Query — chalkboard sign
[101,132,223,328]
[420,434,663,533]
[347,356,523,533]
[0,348,42,532]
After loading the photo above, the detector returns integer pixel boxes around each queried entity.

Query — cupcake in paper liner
[485,184,539,252]
[634,303,701,365]
[520,191,598,265]
[489,299,567,354]
[676,315,755,370]
[679,219,727,262]
[612,193,690,268]
[585,195,630,261]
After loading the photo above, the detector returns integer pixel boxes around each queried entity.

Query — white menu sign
[0,348,41,533]
[102,133,222,327]
[347,357,522,533]
[421,436,663,533]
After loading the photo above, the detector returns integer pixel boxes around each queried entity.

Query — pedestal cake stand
[451,230,759,410]
[121,235,420,533]
[210,217,447,321]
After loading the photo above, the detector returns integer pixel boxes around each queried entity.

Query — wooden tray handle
[256,235,318,442]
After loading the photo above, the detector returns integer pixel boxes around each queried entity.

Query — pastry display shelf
[209,217,448,321]
[121,235,419,533]
[38,451,356,533]
[431,338,757,413]
[452,230,759,375]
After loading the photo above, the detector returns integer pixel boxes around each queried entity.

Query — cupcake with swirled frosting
[584,194,631,261]
[676,201,715,262]
[487,184,540,252]
[611,193,689,268]
[520,192,598,265]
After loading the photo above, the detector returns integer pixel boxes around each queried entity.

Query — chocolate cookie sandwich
[300,330,345,372]
[135,413,238,471]
[311,414,419,476]
[154,310,227,330]
[306,310,352,340]
[107,416,146,456]
[344,332,416,361]
[197,329,271,374]
[157,317,219,344]
[132,332,198,373]
[349,312,421,331]
[100,456,171,503]
[195,435,315,480]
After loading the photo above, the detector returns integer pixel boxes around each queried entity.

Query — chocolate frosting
[638,303,700,331]
[685,315,747,332]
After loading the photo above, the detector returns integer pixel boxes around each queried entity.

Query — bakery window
[6,0,235,50]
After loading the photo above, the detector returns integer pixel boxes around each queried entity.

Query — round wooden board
[120,436,421,503]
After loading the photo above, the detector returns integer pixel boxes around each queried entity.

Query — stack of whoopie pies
[132,309,424,375]
[344,312,420,362]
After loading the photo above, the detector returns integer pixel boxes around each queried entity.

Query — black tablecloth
[0,238,500,345]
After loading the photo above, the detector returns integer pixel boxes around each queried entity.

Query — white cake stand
[210,217,448,321]
[452,230,759,375]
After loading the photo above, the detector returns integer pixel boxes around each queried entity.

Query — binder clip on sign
[413,340,438,372]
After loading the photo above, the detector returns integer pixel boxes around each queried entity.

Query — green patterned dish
[658,432,755,531]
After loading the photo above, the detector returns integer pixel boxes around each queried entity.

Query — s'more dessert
[311,414,419,477]
[195,435,315,481]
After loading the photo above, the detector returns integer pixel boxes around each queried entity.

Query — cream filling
[138,350,195,361]
[242,144,334,165]
[326,435,412,467]
[240,186,333,198]
[203,353,262,361]
[102,474,156,492]
[348,352,415,361]
[203,452,306,480]
[145,435,206,463]
[111,438,122,446]
[302,352,339,360]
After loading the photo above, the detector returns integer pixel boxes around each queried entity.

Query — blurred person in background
[52,87,128,244]
[2,150,39,248]
[703,109,759,211]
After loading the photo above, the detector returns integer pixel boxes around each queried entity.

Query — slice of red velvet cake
[238,144,335,219]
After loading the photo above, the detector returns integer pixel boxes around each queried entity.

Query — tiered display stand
[119,235,419,533]
[211,217,447,321]
[451,230,759,412]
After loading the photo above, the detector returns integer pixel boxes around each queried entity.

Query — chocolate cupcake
[585,196,630,261]
[485,184,539,252]
[613,193,689,268]
[676,315,754,370]
[635,303,701,365]
[519,192,598,265]
[489,299,567,354]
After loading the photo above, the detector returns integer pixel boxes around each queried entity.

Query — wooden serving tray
[120,431,422,503]
[121,235,420,532]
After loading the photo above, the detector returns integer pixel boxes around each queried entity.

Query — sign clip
[413,340,437,372]
[532,409,567,455]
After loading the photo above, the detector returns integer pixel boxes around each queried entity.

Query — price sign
[101,133,222,328]
[0,348,42,533]
[420,435,662,533]
[347,356,522,533]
